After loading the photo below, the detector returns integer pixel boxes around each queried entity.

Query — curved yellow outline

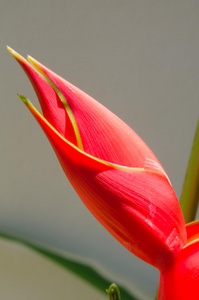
[7,46,83,150]
[27,55,83,150]
[18,94,167,178]
[8,46,167,178]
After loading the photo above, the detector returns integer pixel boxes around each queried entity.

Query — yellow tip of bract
[6,45,14,53]
[17,94,29,105]
[7,46,19,58]
[7,46,27,65]
[27,55,37,65]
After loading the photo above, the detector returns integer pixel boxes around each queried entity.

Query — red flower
[8,47,186,271]
[158,221,199,300]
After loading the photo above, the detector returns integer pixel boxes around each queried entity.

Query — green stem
[106,283,121,300]
[180,119,199,223]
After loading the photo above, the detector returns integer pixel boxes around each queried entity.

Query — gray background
[1,1,199,299]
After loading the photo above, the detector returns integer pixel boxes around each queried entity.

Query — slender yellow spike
[7,46,28,65]
[7,46,83,150]
[27,55,84,150]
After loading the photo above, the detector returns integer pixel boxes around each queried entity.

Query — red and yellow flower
[8,47,199,299]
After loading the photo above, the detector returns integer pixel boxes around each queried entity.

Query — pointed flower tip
[7,45,17,56]
[17,94,29,105]
[27,55,36,64]
[27,55,42,72]
[6,45,13,52]
[17,94,42,119]
[7,46,27,64]
[7,46,19,59]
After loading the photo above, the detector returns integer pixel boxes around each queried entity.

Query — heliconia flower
[8,47,187,271]
[158,220,199,300]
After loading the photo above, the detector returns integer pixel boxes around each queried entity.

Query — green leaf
[180,119,199,223]
[0,232,141,300]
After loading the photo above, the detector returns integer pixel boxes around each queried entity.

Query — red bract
[8,47,187,271]
[158,221,199,300]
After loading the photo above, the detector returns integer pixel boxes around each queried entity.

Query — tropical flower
[158,221,199,300]
[8,48,188,279]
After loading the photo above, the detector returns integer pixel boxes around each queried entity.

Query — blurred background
[1,1,199,299]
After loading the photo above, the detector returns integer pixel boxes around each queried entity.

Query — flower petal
[18,95,111,171]
[22,51,166,172]
[19,95,186,270]
[92,169,186,270]
[9,48,187,272]
[158,238,199,300]
[7,47,80,147]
